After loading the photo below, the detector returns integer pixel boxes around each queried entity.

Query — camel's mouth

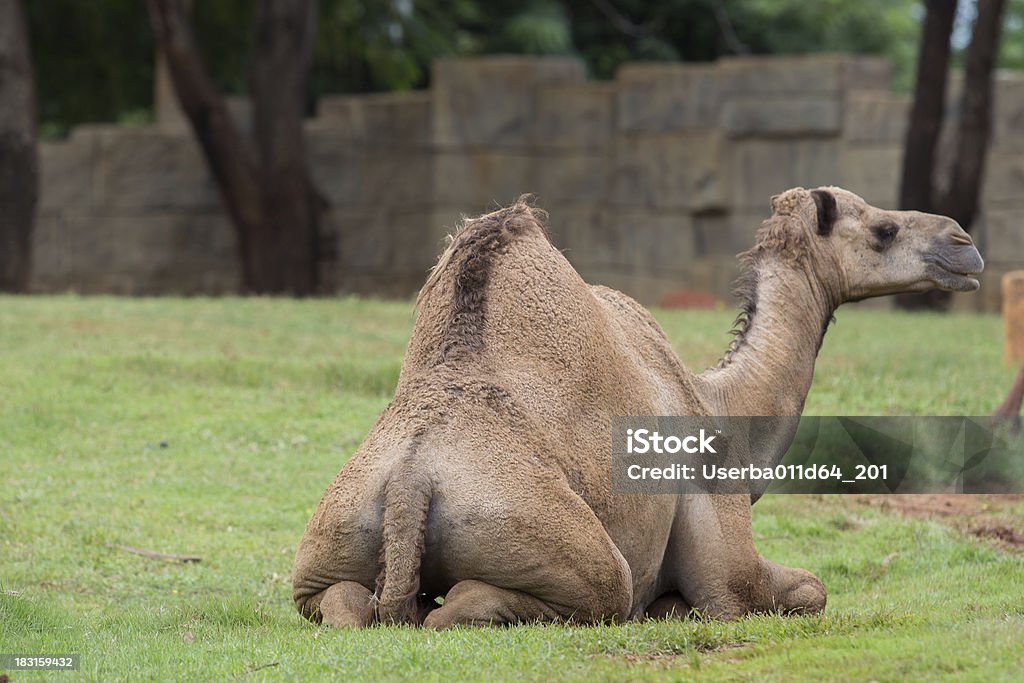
[929,265,981,292]
[924,244,984,292]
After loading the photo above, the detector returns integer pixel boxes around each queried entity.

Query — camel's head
[767,186,984,301]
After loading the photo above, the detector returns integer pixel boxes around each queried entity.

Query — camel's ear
[810,189,837,236]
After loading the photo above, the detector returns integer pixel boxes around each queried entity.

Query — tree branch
[712,0,750,55]
[113,544,202,563]
[588,0,657,39]
[145,0,263,233]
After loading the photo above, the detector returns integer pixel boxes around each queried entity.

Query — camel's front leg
[669,494,826,619]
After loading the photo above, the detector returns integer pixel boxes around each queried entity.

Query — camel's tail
[376,457,433,624]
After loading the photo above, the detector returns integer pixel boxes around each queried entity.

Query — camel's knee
[578,586,632,623]
[565,555,633,623]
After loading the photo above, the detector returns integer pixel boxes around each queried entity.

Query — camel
[292,186,983,627]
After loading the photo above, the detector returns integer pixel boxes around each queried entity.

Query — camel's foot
[645,591,692,620]
[422,578,631,628]
[684,560,826,620]
[315,581,376,628]
[422,580,561,628]
[763,561,827,616]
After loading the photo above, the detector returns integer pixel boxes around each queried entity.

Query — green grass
[1,295,1022,681]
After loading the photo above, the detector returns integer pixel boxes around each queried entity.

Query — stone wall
[31,54,1024,309]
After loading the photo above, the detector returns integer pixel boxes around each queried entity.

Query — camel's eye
[871,222,900,250]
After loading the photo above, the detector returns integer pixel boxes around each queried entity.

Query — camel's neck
[696,255,839,417]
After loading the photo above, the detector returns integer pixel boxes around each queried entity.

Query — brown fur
[293,187,982,627]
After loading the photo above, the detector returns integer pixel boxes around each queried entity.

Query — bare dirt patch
[657,289,722,310]
[855,494,1024,551]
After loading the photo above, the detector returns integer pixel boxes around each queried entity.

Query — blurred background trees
[26,0,1024,136]
[6,0,1022,300]
[147,0,323,295]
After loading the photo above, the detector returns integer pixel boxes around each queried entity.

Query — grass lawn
[1,295,1022,681]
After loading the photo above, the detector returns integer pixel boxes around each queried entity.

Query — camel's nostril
[949,231,974,246]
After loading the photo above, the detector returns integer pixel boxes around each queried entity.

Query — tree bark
[899,0,958,215]
[0,0,38,292]
[146,0,322,295]
[249,0,320,295]
[938,0,1006,230]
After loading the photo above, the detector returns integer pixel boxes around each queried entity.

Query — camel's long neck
[696,256,839,417]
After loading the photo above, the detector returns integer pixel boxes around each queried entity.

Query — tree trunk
[899,0,958,215]
[898,0,1007,311]
[146,0,322,295]
[249,0,320,295]
[0,0,38,292]
[938,0,1006,230]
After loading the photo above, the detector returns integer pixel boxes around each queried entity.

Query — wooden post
[1002,271,1024,363]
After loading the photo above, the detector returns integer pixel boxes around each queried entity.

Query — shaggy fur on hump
[420,197,549,365]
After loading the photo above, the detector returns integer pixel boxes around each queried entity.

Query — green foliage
[999,0,1024,70]
[26,0,154,135]
[21,0,1024,132]
[0,296,1022,680]
[734,0,922,88]
[312,0,481,93]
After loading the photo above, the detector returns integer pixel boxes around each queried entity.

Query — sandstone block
[96,129,220,210]
[730,211,771,254]
[558,209,620,268]
[29,211,72,291]
[720,96,841,138]
[615,62,718,132]
[729,139,840,210]
[843,92,910,143]
[611,210,696,274]
[391,207,457,273]
[317,91,432,149]
[307,125,360,204]
[633,212,696,275]
[534,83,613,149]
[326,208,393,275]
[993,74,1024,151]
[841,56,892,92]
[534,153,607,203]
[839,144,902,208]
[433,56,584,148]
[610,132,726,210]
[983,153,1024,205]
[308,125,433,208]
[31,212,238,295]
[433,152,533,210]
[717,54,889,95]
[39,132,99,211]
[693,213,735,257]
[981,208,1024,257]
